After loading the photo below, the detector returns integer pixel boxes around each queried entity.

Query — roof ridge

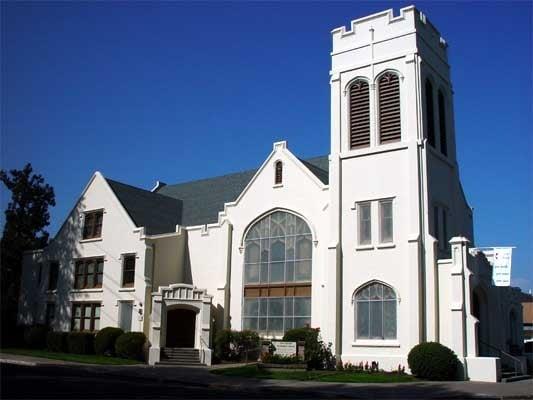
[160,154,329,189]
[106,177,179,201]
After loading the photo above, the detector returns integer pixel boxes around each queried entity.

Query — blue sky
[1,2,531,291]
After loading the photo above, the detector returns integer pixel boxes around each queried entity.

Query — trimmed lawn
[211,365,416,383]
[1,348,142,365]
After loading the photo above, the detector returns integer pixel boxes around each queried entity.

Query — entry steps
[156,347,205,366]
[501,367,532,383]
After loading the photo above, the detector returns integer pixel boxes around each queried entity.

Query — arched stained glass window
[354,282,397,340]
[243,211,312,336]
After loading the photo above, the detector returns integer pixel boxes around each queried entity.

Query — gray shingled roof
[156,155,329,227]
[106,179,182,235]
[106,155,329,232]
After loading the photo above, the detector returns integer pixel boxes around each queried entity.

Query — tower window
[275,161,283,185]
[425,79,436,147]
[378,73,401,144]
[349,80,370,149]
[438,91,448,156]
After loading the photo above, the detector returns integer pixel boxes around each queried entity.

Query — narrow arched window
[275,161,283,184]
[355,282,397,340]
[438,90,447,156]
[349,80,370,149]
[378,73,401,144]
[425,79,435,147]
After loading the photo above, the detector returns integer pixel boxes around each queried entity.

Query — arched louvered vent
[378,73,401,144]
[425,79,436,147]
[275,161,283,184]
[438,91,447,156]
[349,80,370,149]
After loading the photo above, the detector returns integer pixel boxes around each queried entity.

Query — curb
[0,358,37,367]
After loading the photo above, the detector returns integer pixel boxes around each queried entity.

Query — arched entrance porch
[148,283,213,365]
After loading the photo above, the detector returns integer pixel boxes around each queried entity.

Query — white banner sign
[492,247,513,286]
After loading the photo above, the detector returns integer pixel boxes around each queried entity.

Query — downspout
[414,54,428,342]
[335,160,343,364]
[223,223,233,329]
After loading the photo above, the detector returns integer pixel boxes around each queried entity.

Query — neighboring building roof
[106,155,329,231]
[156,155,329,227]
[106,178,182,235]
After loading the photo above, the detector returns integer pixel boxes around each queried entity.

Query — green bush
[24,325,48,349]
[214,329,260,362]
[408,342,459,381]
[261,353,302,364]
[67,332,95,354]
[283,327,334,370]
[115,332,146,360]
[94,327,124,356]
[46,331,68,352]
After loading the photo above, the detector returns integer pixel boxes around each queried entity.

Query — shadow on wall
[182,232,193,285]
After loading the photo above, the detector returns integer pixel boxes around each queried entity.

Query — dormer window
[275,161,283,185]
[82,210,103,239]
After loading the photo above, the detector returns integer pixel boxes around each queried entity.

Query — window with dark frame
[48,261,59,290]
[37,263,43,285]
[45,302,55,327]
[122,254,136,287]
[275,161,283,185]
[71,303,101,331]
[82,210,103,239]
[74,258,104,289]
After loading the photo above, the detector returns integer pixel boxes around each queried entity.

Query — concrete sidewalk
[2,352,532,399]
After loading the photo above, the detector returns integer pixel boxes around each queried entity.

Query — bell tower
[327,6,472,364]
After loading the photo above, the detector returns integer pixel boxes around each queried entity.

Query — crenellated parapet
[331,5,448,69]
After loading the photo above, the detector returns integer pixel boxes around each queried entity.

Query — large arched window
[438,90,447,156]
[349,79,370,149]
[425,79,436,147]
[354,282,397,340]
[378,72,401,144]
[243,211,312,336]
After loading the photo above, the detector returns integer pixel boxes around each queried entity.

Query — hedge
[115,332,146,360]
[95,327,124,356]
[408,342,459,381]
[214,329,259,362]
[46,331,69,352]
[67,332,95,355]
[24,325,48,349]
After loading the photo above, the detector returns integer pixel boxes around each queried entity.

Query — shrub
[214,329,260,362]
[408,342,459,381]
[24,325,48,349]
[283,327,334,370]
[261,353,302,364]
[67,332,95,354]
[115,332,146,360]
[94,327,124,356]
[46,331,68,352]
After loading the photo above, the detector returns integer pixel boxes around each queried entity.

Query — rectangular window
[119,301,133,332]
[82,210,103,239]
[122,255,136,287]
[37,263,43,285]
[71,303,101,331]
[379,200,393,243]
[74,258,104,289]
[358,202,372,245]
[45,302,55,328]
[48,262,59,290]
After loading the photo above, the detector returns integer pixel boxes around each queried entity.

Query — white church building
[18,6,525,382]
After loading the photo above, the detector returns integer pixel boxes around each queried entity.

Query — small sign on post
[272,341,297,357]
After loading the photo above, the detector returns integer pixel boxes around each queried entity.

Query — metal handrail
[479,339,521,376]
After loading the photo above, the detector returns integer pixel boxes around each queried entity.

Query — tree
[1,163,55,343]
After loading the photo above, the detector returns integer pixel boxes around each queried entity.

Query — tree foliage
[1,163,55,343]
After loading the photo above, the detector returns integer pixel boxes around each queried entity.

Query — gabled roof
[105,155,329,232]
[156,155,329,227]
[106,178,182,235]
